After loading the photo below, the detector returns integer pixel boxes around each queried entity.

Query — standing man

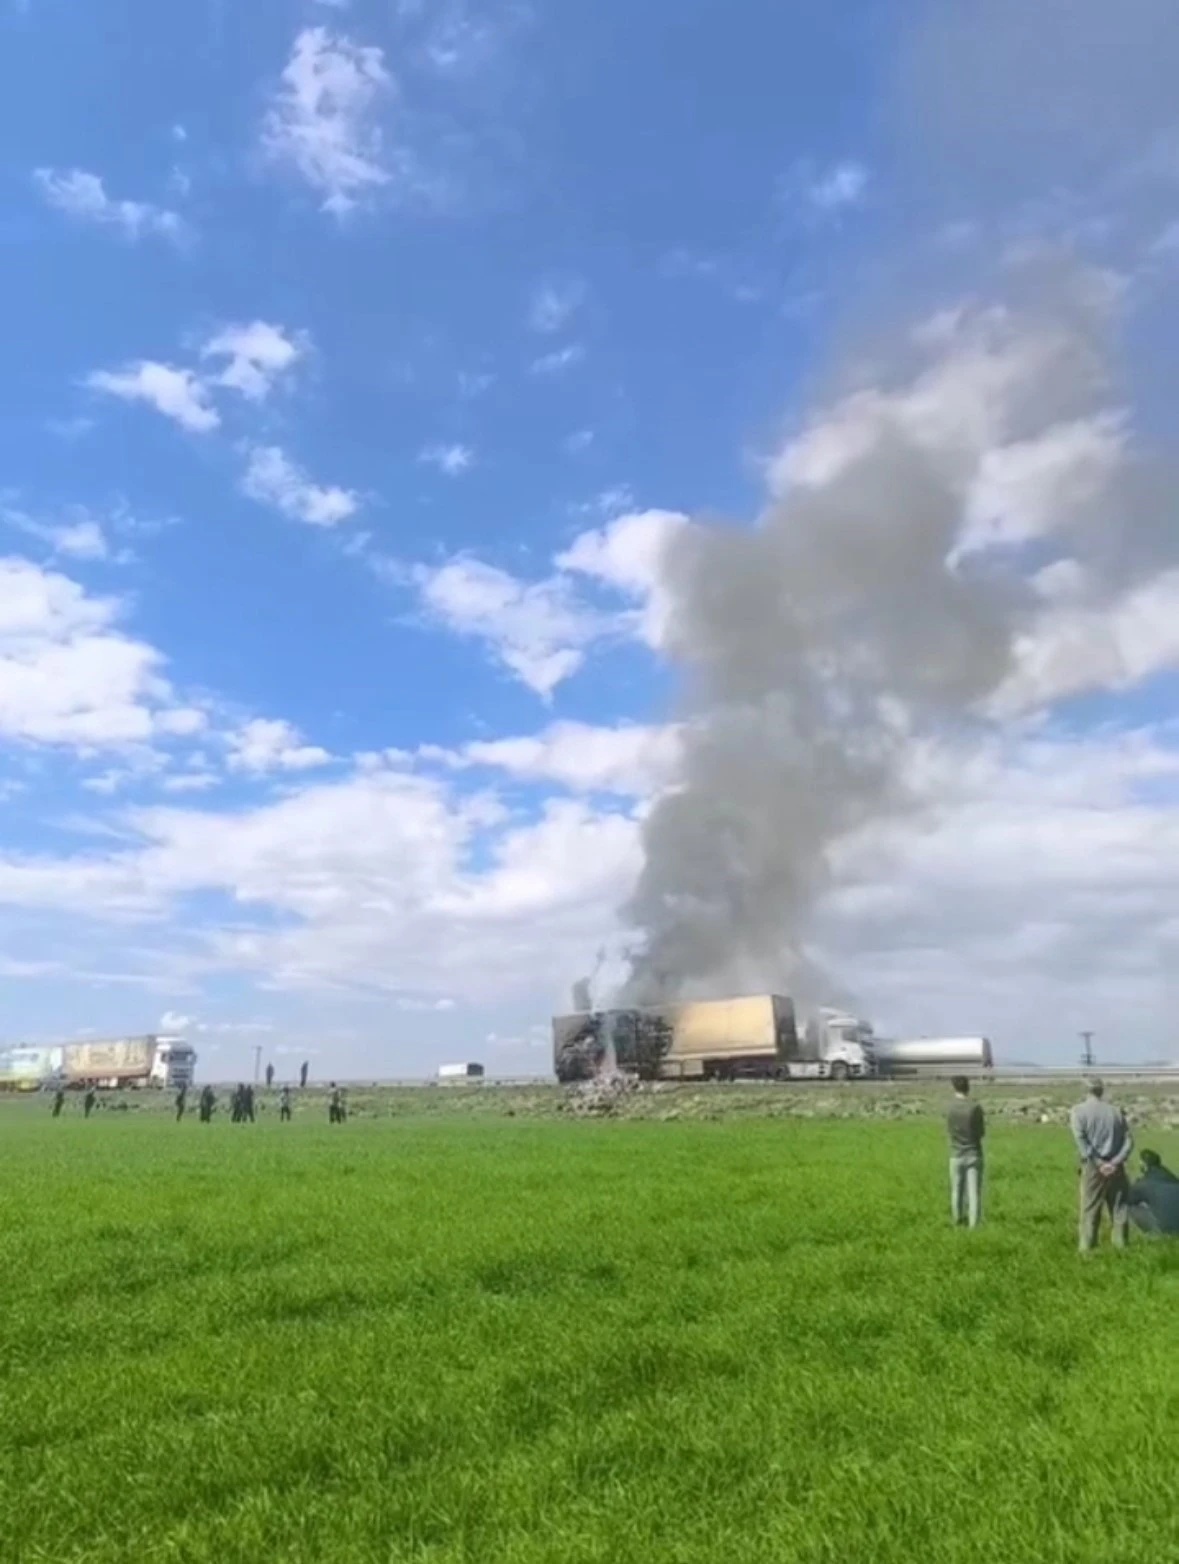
[1127,1150,1179,1238]
[83,1087,97,1119]
[279,1084,292,1122]
[199,1085,215,1123]
[300,1060,309,1090]
[265,1062,274,1089]
[51,1087,65,1118]
[175,1084,188,1122]
[946,1075,985,1229]
[329,1085,344,1124]
[231,1085,243,1124]
[1070,1078,1133,1251]
[243,1083,256,1123]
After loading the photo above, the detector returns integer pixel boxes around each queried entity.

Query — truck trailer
[873,1036,993,1075]
[552,995,877,1083]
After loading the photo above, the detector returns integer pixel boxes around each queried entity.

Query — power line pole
[1080,1030,1095,1069]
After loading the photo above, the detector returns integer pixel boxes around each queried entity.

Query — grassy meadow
[1,1087,1177,1563]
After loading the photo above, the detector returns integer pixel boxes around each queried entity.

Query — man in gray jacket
[1070,1079,1133,1251]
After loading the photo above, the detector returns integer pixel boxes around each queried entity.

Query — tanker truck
[552,995,877,1083]
[873,1035,993,1076]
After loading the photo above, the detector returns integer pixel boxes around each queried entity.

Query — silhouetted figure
[279,1085,292,1122]
[51,1088,65,1118]
[1128,1150,1179,1237]
[329,1085,345,1124]
[175,1085,188,1122]
[265,1062,274,1089]
[83,1088,97,1119]
[199,1085,215,1123]
[300,1060,309,1089]
[231,1084,244,1124]
[244,1084,256,1123]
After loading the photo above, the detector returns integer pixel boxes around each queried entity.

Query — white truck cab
[149,1037,198,1089]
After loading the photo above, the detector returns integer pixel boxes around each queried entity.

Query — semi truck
[552,995,877,1083]
[0,1035,197,1091]
[437,1061,485,1082]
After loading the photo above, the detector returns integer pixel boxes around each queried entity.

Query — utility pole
[1080,1031,1095,1069]
[253,1044,262,1083]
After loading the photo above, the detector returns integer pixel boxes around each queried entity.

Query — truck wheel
[829,1060,849,1082]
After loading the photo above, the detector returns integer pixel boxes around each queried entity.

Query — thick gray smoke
[617,277,1137,1007]
[605,0,1179,1011]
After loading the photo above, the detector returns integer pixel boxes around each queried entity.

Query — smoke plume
[617,270,1162,1007]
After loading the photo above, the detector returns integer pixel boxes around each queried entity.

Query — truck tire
[829,1060,849,1082]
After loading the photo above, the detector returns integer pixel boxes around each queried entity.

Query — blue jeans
[950,1154,983,1228]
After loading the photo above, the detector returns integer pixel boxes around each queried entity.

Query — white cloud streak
[240,445,359,527]
[34,168,184,242]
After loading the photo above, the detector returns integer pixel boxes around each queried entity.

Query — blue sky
[1,0,1178,1077]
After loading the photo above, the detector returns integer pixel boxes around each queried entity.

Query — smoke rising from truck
[612,0,1179,1008]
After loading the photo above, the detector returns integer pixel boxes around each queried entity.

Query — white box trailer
[437,1062,485,1081]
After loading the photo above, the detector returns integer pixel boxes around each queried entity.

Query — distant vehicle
[437,1062,485,1081]
[552,995,877,1083]
[0,1035,197,1092]
[873,1036,994,1074]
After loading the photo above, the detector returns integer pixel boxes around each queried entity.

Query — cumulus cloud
[412,555,610,697]
[557,508,687,649]
[34,168,184,242]
[201,321,306,402]
[0,556,205,748]
[2,505,111,562]
[780,159,870,219]
[241,445,359,526]
[227,718,332,774]
[261,26,396,214]
[86,362,219,433]
[423,719,683,797]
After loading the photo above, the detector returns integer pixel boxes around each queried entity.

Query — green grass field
[2,1094,1177,1563]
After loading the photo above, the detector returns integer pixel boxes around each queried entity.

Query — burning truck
[552,994,877,1083]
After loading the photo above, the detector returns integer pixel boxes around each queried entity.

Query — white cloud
[227,718,331,775]
[805,160,870,213]
[201,321,306,402]
[418,442,474,476]
[34,168,184,242]
[241,445,359,527]
[563,429,594,455]
[2,505,110,562]
[557,508,687,649]
[261,26,395,214]
[0,556,205,748]
[531,344,584,375]
[160,1010,193,1031]
[529,280,585,334]
[412,555,610,697]
[86,362,219,434]
[426,719,683,797]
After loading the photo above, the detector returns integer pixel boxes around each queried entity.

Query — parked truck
[552,994,877,1083]
[0,1035,197,1092]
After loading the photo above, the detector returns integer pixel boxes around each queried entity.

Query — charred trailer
[552,995,800,1083]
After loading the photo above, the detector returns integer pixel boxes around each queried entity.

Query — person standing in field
[199,1085,215,1123]
[279,1085,292,1122]
[1070,1078,1133,1251]
[300,1060,309,1089]
[265,1062,274,1089]
[51,1087,65,1118]
[83,1087,97,1119]
[230,1084,243,1123]
[243,1084,256,1123]
[329,1085,345,1124]
[947,1075,985,1229]
[1127,1150,1179,1238]
[175,1084,187,1122]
